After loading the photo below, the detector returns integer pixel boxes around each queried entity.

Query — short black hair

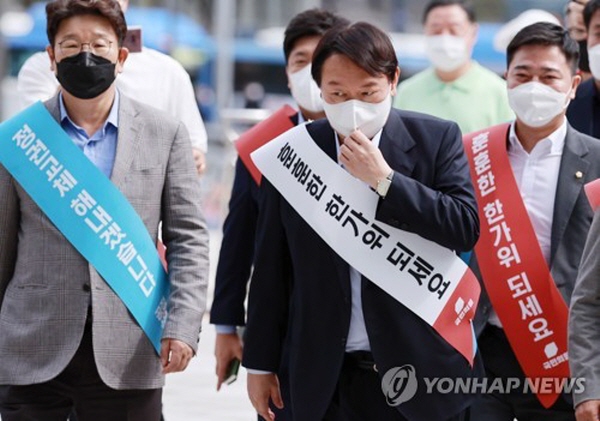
[507,22,579,74]
[422,0,476,24]
[584,0,600,30]
[311,22,398,86]
[283,9,349,63]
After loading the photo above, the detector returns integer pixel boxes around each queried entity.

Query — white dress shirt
[488,119,567,327]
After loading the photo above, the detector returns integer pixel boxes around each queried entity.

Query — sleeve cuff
[215,325,237,334]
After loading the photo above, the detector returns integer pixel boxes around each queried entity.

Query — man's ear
[391,66,401,96]
[46,45,56,73]
[116,47,129,74]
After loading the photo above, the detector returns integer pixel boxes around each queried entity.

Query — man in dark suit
[243,21,482,421]
[210,6,348,391]
[567,0,600,139]
[469,22,600,420]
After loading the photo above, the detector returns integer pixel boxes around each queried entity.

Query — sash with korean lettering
[251,124,480,365]
[464,123,569,408]
[235,104,297,185]
[0,102,168,354]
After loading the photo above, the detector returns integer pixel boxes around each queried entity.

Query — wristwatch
[375,171,394,198]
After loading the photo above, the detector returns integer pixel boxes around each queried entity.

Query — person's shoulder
[574,77,596,100]
[120,92,183,131]
[568,123,600,151]
[306,117,333,138]
[20,51,50,68]
[134,47,189,74]
[470,62,506,86]
[392,107,457,132]
[18,51,55,81]
[397,68,436,93]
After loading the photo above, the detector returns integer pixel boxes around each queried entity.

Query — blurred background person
[565,0,592,80]
[395,0,514,135]
[567,0,600,138]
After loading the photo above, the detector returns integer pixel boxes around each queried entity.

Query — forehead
[321,53,387,85]
[289,35,322,57]
[508,44,570,71]
[591,9,600,27]
[425,4,470,26]
[56,14,116,39]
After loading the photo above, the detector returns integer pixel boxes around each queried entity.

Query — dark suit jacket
[566,78,600,139]
[210,113,298,326]
[473,124,600,335]
[243,109,483,421]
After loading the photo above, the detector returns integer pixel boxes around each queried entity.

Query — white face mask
[425,34,469,72]
[507,82,571,128]
[588,44,600,80]
[322,91,392,139]
[288,64,324,113]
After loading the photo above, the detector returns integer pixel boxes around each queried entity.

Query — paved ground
[162,229,256,421]
[162,323,255,420]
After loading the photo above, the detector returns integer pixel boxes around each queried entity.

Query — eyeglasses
[58,38,114,57]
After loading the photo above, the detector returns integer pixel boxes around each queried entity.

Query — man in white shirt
[469,22,600,420]
[17,0,208,174]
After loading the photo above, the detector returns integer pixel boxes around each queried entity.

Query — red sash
[464,124,569,408]
[585,178,600,211]
[235,105,296,184]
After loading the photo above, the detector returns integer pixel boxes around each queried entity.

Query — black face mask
[56,51,116,99]
[579,39,591,73]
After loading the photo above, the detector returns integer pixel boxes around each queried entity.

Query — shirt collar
[297,111,306,124]
[508,117,567,155]
[59,91,120,137]
[431,61,477,93]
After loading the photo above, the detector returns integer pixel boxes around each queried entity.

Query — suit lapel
[550,125,590,262]
[44,94,141,190]
[45,95,61,122]
[378,110,416,176]
[110,95,141,188]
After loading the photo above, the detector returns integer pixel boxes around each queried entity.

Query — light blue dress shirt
[59,92,120,178]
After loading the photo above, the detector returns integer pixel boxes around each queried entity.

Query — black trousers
[469,325,575,421]
[323,352,469,421]
[0,324,162,421]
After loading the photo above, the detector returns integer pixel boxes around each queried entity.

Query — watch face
[377,178,391,197]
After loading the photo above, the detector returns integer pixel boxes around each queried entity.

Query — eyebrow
[325,80,381,88]
[289,50,311,59]
[58,29,112,40]
[512,64,561,73]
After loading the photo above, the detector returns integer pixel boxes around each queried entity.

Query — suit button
[341,337,346,346]
[83,284,91,292]
[400,223,408,230]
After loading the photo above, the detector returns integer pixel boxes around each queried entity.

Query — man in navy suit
[243,21,482,421]
[209,8,349,419]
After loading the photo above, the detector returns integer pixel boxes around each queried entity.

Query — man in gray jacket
[0,1,208,420]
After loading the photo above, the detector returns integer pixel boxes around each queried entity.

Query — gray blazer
[473,125,600,335]
[569,208,600,406]
[0,94,209,389]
